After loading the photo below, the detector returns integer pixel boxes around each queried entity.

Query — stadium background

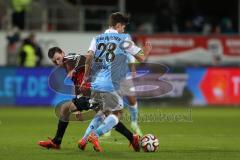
[0,0,240,160]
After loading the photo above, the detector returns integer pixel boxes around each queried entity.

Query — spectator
[6,27,21,66]
[192,14,205,33]
[19,33,43,67]
[11,0,32,30]
[183,20,194,33]
[212,25,221,34]
[202,22,212,35]
[221,17,235,34]
[29,33,43,66]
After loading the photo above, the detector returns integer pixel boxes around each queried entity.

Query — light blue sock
[82,114,105,139]
[95,114,119,137]
[128,103,138,122]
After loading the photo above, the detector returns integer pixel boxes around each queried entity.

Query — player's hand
[135,42,152,62]
[67,69,76,78]
[80,78,87,91]
[143,42,152,55]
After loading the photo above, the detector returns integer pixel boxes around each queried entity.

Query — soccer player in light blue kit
[80,12,152,152]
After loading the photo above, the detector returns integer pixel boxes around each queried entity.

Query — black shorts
[72,96,91,111]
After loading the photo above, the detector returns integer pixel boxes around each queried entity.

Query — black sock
[52,120,69,145]
[115,121,133,142]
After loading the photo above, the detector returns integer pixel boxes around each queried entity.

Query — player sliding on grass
[38,47,141,151]
[80,12,152,152]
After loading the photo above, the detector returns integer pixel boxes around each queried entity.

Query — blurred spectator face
[51,51,65,66]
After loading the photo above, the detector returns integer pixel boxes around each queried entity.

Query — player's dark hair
[48,47,63,59]
[109,12,130,26]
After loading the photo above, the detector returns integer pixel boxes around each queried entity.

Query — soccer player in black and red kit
[38,47,140,151]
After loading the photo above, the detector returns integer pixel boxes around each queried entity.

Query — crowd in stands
[6,28,43,67]
[0,0,238,67]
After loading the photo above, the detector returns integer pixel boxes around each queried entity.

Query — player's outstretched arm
[134,42,152,62]
[81,50,94,88]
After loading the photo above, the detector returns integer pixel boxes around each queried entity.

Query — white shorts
[91,91,124,112]
[119,78,136,96]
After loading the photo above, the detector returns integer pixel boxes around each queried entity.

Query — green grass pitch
[0,106,240,160]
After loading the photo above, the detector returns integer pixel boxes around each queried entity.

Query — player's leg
[53,101,78,144]
[102,130,112,137]
[127,96,143,136]
[95,110,121,136]
[80,118,141,151]
[86,92,141,152]
[119,75,143,135]
[38,101,77,149]
[114,121,141,151]
[93,92,123,137]
[38,96,91,149]
[78,111,140,151]
[82,112,105,139]
[88,110,121,152]
[87,92,123,152]
[78,92,105,150]
[78,111,105,150]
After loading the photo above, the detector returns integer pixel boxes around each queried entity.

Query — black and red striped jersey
[62,53,90,95]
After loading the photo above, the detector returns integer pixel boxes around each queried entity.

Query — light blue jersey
[91,33,131,92]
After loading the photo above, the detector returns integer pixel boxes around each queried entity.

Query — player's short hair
[48,47,63,59]
[109,12,129,26]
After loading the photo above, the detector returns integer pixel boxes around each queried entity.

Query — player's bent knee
[113,110,123,118]
[60,101,76,115]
